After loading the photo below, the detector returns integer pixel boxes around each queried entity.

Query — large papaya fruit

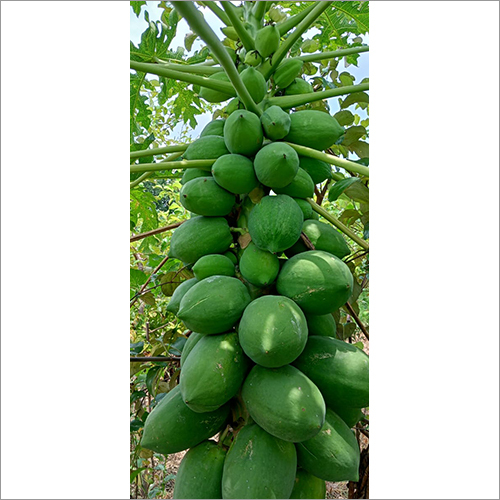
[253,142,299,188]
[181,168,211,185]
[180,177,235,217]
[241,364,326,442]
[298,156,332,184]
[192,253,235,280]
[199,72,236,103]
[284,110,345,150]
[224,109,263,157]
[140,386,229,455]
[285,77,314,95]
[221,423,297,499]
[180,332,249,412]
[276,250,353,314]
[260,105,291,140]
[169,216,233,265]
[290,469,326,499]
[173,440,226,499]
[184,135,229,161]
[255,25,280,58]
[211,154,258,195]
[293,336,369,409]
[177,275,251,334]
[239,241,280,287]
[238,295,308,368]
[273,167,315,199]
[240,66,267,104]
[248,194,304,254]
[200,119,225,137]
[274,58,304,89]
[166,278,198,315]
[180,332,204,368]
[295,408,360,482]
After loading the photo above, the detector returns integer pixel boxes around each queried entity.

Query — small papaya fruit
[199,73,236,103]
[221,26,239,41]
[255,25,280,58]
[293,197,314,220]
[225,97,242,115]
[183,135,229,161]
[305,312,337,338]
[285,77,314,95]
[224,109,263,157]
[274,58,304,89]
[290,469,326,499]
[211,154,258,194]
[180,168,211,185]
[166,278,198,315]
[240,66,267,103]
[273,167,315,199]
[179,177,235,217]
[244,49,262,67]
[192,253,235,280]
[299,156,332,184]
[199,119,225,137]
[239,241,280,287]
[253,142,299,188]
[260,105,291,140]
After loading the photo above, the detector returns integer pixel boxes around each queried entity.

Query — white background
[1,1,499,499]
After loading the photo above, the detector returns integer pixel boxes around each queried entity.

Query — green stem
[130,143,188,160]
[298,46,369,63]
[252,1,267,23]
[153,58,223,75]
[307,198,369,251]
[198,1,230,25]
[172,1,261,116]
[222,2,255,51]
[151,173,183,180]
[130,151,184,189]
[229,227,247,234]
[130,60,235,95]
[285,143,369,178]
[268,82,369,109]
[261,1,333,80]
[130,159,215,174]
[276,2,317,36]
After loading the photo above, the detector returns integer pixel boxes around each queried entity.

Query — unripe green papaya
[169,216,233,265]
[184,135,229,161]
[253,142,299,188]
[224,250,238,266]
[225,97,242,115]
[299,156,332,184]
[260,105,291,140]
[330,405,364,428]
[255,25,280,58]
[178,275,251,334]
[274,58,304,89]
[273,167,315,199]
[284,110,345,151]
[248,194,304,254]
[285,77,314,95]
[199,73,236,103]
[295,408,360,482]
[238,295,308,368]
[221,26,239,41]
[290,469,326,499]
[180,168,211,185]
[224,109,263,157]
[293,197,314,220]
[180,332,204,368]
[140,386,229,455]
[192,253,235,280]
[244,49,262,67]
[305,312,337,338]
[180,332,249,412]
[276,250,353,314]
[239,241,280,287]
[200,119,225,137]
[240,66,267,103]
[179,177,235,217]
[211,154,258,195]
[222,424,297,499]
[166,278,198,315]
[242,364,326,442]
[173,440,226,499]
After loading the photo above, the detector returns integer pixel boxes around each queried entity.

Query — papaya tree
[130,2,369,498]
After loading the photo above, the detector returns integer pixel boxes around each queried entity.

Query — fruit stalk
[298,46,369,63]
[276,2,317,35]
[130,151,184,189]
[130,144,188,160]
[130,159,215,174]
[198,1,230,26]
[221,2,255,51]
[152,58,224,75]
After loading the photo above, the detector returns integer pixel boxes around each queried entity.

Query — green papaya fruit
[260,105,291,140]
[277,250,353,314]
[305,312,337,338]
[290,469,326,499]
[284,110,345,150]
[169,216,233,265]
[255,25,280,58]
[295,408,360,482]
[181,168,211,185]
[173,440,226,499]
[192,253,235,280]
[140,386,229,455]
[285,77,314,95]
[225,97,242,115]
[221,26,239,41]
[253,142,299,188]
[299,156,332,184]
[180,332,248,412]
[221,423,297,499]
[224,250,238,266]
[184,135,229,161]
[330,405,364,428]
[293,336,369,409]
[240,66,267,103]
[241,364,326,442]
[180,177,235,217]
[200,119,225,137]
[166,278,199,315]
[293,197,314,220]
[199,73,236,103]
[248,194,304,253]
[238,295,308,367]
[180,332,204,368]
[211,154,258,194]
[273,167,315,199]
[311,210,320,220]
[244,49,262,67]
[178,275,251,334]
[285,219,351,259]
[274,58,304,89]
[224,109,263,157]
[239,241,280,287]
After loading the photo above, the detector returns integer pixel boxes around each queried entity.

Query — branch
[130,221,184,243]
[344,301,369,340]
[316,179,332,206]
[130,159,215,175]
[130,143,188,161]
[300,232,316,250]
[130,151,184,189]
[298,46,369,63]
[222,2,255,51]
[153,58,223,75]
[130,254,170,309]
[130,357,180,363]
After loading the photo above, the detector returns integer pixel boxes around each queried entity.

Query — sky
[130,2,369,140]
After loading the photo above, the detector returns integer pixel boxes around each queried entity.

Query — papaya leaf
[130,341,145,354]
[339,209,362,225]
[130,190,158,233]
[342,125,367,147]
[130,468,146,483]
[130,419,144,432]
[130,19,178,63]
[348,140,369,159]
[334,110,355,127]
[130,269,148,289]
[130,1,146,17]
[184,32,197,52]
[329,177,362,202]
[345,181,369,204]
[340,91,369,109]
[146,366,162,397]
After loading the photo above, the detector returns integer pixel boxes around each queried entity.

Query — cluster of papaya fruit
[140,18,368,500]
